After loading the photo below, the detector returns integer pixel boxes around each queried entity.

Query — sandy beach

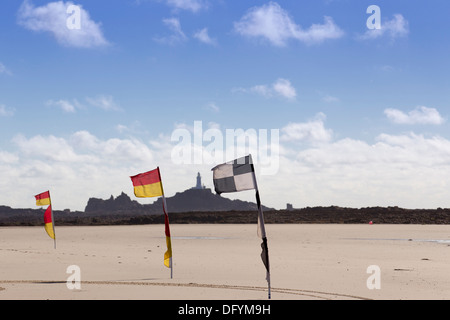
[1,224,450,300]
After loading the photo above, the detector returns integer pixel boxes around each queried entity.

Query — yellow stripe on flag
[36,198,51,206]
[45,222,55,240]
[164,236,172,268]
[133,181,163,198]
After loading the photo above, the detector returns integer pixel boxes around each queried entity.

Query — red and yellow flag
[35,191,51,206]
[131,168,172,272]
[130,169,163,198]
[163,204,172,269]
[35,191,55,240]
[43,205,55,240]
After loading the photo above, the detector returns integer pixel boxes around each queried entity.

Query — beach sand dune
[1,224,450,300]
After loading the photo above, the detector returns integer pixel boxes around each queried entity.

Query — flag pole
[250,160,271,300]
[52,206,56,250]
[49,192,56,250]
[162,194,173,279]
[158,167,173,279]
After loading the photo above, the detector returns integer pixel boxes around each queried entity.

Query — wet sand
[1,224,450,300]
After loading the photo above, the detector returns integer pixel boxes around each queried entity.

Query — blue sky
[1,0,450,211]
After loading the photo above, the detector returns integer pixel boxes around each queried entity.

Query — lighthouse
[195,172,203,189]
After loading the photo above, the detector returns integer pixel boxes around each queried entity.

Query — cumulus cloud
[17,0,109,48]
[234,2,344,46]
[359,14,409,40]
[46,95,121,113]
[384,106,445,125]
[136,0,208,12]
[0,105,14,117]
[278,131,450,209]
[204,102,220,113]
[236,78,297,100]
[0,151,19,164]
[322,95,339,103]
[281,113,332,144]
[165,0,207,12]
[13,134,93,163]
[3,114,450,211]
[0,63,12,76]
[272,79,297,100]
[46,99,80,113]
[85,95,121,111]
[155,17,188,45]
[1,131,157,210]
[194,28,217,45]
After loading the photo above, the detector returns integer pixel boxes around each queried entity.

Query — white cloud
[1,131,157,210]
[272,78,296,100]
[322,95,339,103]
[46,96,120,112]
[116,124,129,134]
[70,130,154,163]
[0,63,12,76]
[135,0,208,12]
[13,134,95,163]
[86,95,121,111]
[46,99,80,113]
[204,102,220,113]
[0,105,14,117]
[0,151,18,164]
[17,0,109,48]
[359,14,409,40]
[248,85,272,98]
[276,131,450,209]
[155,17,188,45]
[194,28,217,45]
[281,113,332,144]
[384,106,445,125]
[234,2,344,46]
[165,0,207,12]
[237,78,297,100]
[4,113,450,211]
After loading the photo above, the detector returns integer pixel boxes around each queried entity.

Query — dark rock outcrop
[85,192,146,214]
[84,188,272,214]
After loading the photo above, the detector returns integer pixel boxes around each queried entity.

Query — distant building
[286,203,294,211]
[194,172,205,190]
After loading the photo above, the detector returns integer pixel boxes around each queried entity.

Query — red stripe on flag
[130,168,161,187]
[164,213,171,237]
[44,205,52,224]
[35,191,50,201]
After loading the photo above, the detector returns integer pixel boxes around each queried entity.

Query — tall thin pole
[158,167,173,279]
[162,194,173,279]
[255,189,271,299]
[250,161,271,300]
[49,192,56,250]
